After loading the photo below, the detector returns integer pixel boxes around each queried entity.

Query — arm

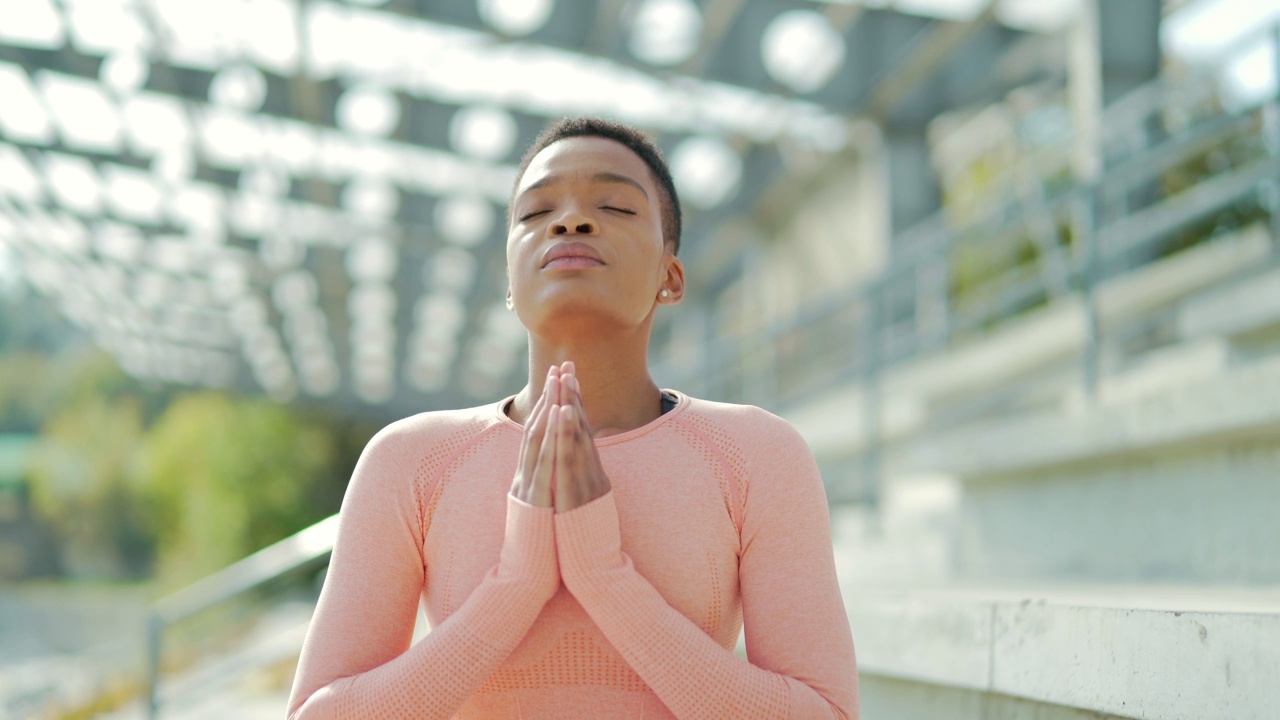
[551,392,858,719]
[287,418,559,720]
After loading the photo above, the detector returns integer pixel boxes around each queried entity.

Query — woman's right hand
[509,364,560,507]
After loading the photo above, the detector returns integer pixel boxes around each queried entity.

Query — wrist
[501,495,559,596]
[554,491,623,588]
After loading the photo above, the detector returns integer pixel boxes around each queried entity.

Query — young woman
[287,118,858,719]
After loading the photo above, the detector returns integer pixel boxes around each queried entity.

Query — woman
[287,118,858,719]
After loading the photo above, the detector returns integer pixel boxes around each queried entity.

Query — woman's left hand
[551,362,612,513]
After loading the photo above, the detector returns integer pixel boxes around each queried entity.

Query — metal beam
[676,0,747,76]
[865,2,1000,123]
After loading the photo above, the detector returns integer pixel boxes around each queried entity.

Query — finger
[516,391,546,469]
[555,404,575,513]
[547,370,561,410]
[530,405,558,507]
[518,393,551,490]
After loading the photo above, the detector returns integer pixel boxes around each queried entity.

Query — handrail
[658,19,1280,407]
[145,514,339,719]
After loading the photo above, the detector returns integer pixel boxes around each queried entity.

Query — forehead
[516,136,655,196]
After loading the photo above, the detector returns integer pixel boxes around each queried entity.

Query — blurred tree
[136,393,338,590]
[27,399,149,579]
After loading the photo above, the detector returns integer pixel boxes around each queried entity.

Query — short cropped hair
[510,117,683,255]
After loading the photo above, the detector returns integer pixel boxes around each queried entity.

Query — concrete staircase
[784,225,1280,719]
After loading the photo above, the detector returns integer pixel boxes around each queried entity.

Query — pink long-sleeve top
[287,391,858,719]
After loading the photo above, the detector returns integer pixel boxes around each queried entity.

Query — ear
[659,254,685,304]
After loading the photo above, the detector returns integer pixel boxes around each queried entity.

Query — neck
[509,322,663,438]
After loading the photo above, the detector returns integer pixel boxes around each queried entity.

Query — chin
[526,293,649,334]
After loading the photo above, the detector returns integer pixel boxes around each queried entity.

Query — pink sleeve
[554,418,858,719]
[287,425,558,720]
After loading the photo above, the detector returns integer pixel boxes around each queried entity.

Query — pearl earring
[660,289,670,299]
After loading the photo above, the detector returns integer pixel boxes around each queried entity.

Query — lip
[540,241,606,269]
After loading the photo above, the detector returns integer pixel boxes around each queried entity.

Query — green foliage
[27,393,150,579]
[136,393,337,590]
[7,344,371,589]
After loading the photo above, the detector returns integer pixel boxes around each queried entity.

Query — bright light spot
[894,0,988,21]
[40,211,90,257]
[240,166,289,196]
[43,153,104,215]
[670,135,742,209]
[996,0,1080,32]
[1163,0,1280,62]
[169,182,226,232]
[414,292,467,335]
[210,258,248,301]
[435,196,495,247]
[348,282,397,321]
[273,270,319,310]
[478,0,554,36]
[148,236,196,274]
[1223,40,1276,110]
[0,0,65,50]
[346,238,399,282]
[236,0,302,76]
[342,179,400,218]
[336,85,400,136]
[229,295,269,333]
[449,105,519,161]
[39,71,125,152]
[65,3,152,55]
[629,0,702,67]
[258,234,304,270]
[761,10,845,94]
[0,144,46,204]
[200,110,265,167]
[122,92,191,154]
[0,63,54,145]
[100,50,151,95]
[1163,0,1280,109]
[285,307,328,342]
[103,164,164,223]
[426,247,478,296]
[209,64,268,111]
[153,146,195,184]
[135,270,174,308]
[93,222,144,265]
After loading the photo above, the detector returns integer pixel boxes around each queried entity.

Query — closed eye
[518,210,550,221]
[602,206,636,215]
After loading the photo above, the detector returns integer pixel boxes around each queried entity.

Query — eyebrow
[518,171,650,201]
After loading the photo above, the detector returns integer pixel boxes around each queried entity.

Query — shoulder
[677,395,814,460]
[355,402,505,479]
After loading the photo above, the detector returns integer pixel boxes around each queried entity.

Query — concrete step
[843,584,1280,720]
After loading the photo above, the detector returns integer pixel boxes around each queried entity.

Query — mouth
[540,241,606,269]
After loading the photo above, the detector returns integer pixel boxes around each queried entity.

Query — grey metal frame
[654,21,1280,503]
[133,21,1280,718]
[144,515,338,719]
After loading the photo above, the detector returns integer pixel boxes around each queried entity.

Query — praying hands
[509,361,612,514]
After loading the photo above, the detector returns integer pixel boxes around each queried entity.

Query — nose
[548,207,599,237]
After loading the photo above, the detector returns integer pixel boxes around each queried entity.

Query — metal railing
[654,22,1280,503]
[131,21,1280,718]
[144,515,338,719]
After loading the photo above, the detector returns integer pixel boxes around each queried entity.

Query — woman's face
[506,136,682,335]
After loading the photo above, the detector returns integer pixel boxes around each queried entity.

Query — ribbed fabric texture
[287,392,858,719]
